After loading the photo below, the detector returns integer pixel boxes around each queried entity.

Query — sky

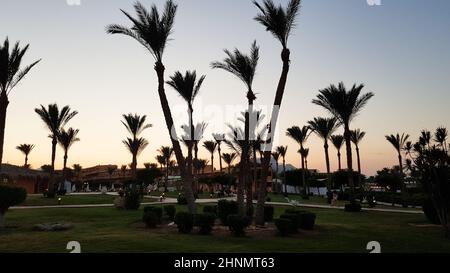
[0,0,449,176]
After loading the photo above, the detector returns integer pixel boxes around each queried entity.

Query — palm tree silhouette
[16,144,35,168]
[308,117,338,190]
[158,146,173,192]
[312,82,374,199]
[167,70,205,176]
[35,104,78,196]
[58,128,80,183]
[107,165,117,187]
[276,146,288,195]
[222,152,237,175]
[386,133,409,194]
[253,0,302,225]
[107,1,197,213]
[213,133,225,172]
[419,130,432,149]
[0,38,40,172]
[121,113,151,182]
[301,148,309,170]
[156,155,165,173]
[203,141,217,173]
[286,125,310,193]
[212,41,260,216]
[331,135,344,171]
[73,164,82,187]
[350,129,366,185]
[434,127,448,153]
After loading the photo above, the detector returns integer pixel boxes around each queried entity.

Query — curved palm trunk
[344,123,355,200]
[324,141,331,190]
[155,62,195,213]
[0,91,9,173]
[256,48,291,226]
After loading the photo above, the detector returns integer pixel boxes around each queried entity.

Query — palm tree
[212,41,260,217]
[35,104,78,196]
[107,165,117,186]
[435,127,448,153]
[121,113,151,181]
[16,144,35,167]
[312,82,374,198]
[301,148,309,170]
[350,129,366,185]
[420,130,432,149]
[0,38,40,172]
[308,117,338,190]
[213,133,225,172]
[73,164,82,187]
[331,135,344,171]
[286,125,310,193]
[276,146,288,195]
[58,128,80,183]
[203,141,217,173]
[167,70,205,177]
[222,153,237,175]
[120,165,127,178]
[156,155,165,172]
[386,133,409,193]
[253,0,302,226]
[271,151,280,192]
[107,1,196,214]
[158,146,173,192]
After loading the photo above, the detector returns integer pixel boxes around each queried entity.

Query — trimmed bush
[0,186,27,228]
[227,214,249,237]
[280,213,301,232]
[275,218,294,236]
[299,212,316,230]
[264,206,275,222]
[345,202,362,212]
[174,212,194,234]
[217,200,238,225]
[163,205,176,221]
[177,194,188,205]
[124,189,141,210]
[142,211,159,228]
[203,205,217,217]
[194,213,216,235]
[144,206,163,223]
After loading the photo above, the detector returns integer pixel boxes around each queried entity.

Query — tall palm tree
[276,146,288,195]
[167,70,205,177]
[203,141,217,173]
[350,129,366,185]
[222,153,237,175]
[35,104,78,196]
[0,38,40,172]
[312,82,374,199]
[212,41,260,217]
[213,133,225,172]
[385,133,409,193]
[107,1,196,214]
[331,134,344,171]
[16,144,35,167]
[57,128,80,182]
[121,113,151,181]
[253,0,302,226]
[158,146,173,192]
[435,127,448,153]
[308,117,338,190]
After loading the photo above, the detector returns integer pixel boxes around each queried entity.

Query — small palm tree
[123,137,148,187]
[35,104,78,195]
[16,144,35,167]
[434,127,448,153]
[276,146,288,195]
[203,140,217,173]
[286,126,310,169]
[420,130,432,148]
[331,135,344,171]
[312,82,374,197]
[58,128,80,182]
[158,146,173,192]
[107,165,117,185]
[350,129,366,181]
[213,133,225,172]
[222,153,237,175]
[73,164,82,185]
[301,148,310,170]
[156,155,165,172]
[0,38,40,172]
[386,133,409,193]
[308,117,338,190]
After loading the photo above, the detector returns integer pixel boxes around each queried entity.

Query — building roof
[1,164,50,179]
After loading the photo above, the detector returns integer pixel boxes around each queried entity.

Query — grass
[19,194,158,207]
[149,191,213,199]
[1,204,449,253]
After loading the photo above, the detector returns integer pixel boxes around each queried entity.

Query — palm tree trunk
[256,48,291,226]
[227,164,231,175]
[218,145,223,172]
[398,153,407,206]
[356,146,362,186]
[275,161,279,193]
[154,62,195,213]
[0,91,9,173]
[131,153,137,189]
[283,158,287,195]
[324,141,331,191]
[210,154,214,173]
[61,152,68,192]
[337,150,342,171]
[344,123,355,200]
[25,154,28,167]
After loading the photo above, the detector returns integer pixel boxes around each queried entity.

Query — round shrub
[280,213,301,232]
[0,186,27,228]
[299,212,316,230]
[177,194,188,205]
[203,205,217,217]
[344,202,362,212]
[275,218,294,236]
[217,200,238,226]
[264,206,275,222]
[175,212,194,234]
[163,205,176,221]
[144,206,163,223]
[194,213,216,235]
[227,214,249,237]
[124,189,141,210]
[142,211,159,228]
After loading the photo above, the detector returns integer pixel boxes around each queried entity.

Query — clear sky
[1,0,449,176]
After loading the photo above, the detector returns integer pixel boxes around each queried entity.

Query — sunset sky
[1,0,449,176]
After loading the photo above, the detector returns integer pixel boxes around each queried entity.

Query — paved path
[11,195,423,214]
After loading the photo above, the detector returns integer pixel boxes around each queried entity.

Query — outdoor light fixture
[58,198,62,205]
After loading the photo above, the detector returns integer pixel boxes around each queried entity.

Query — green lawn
[1,204,449,253]
[19,194,117,206]
[149,191,213,199]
